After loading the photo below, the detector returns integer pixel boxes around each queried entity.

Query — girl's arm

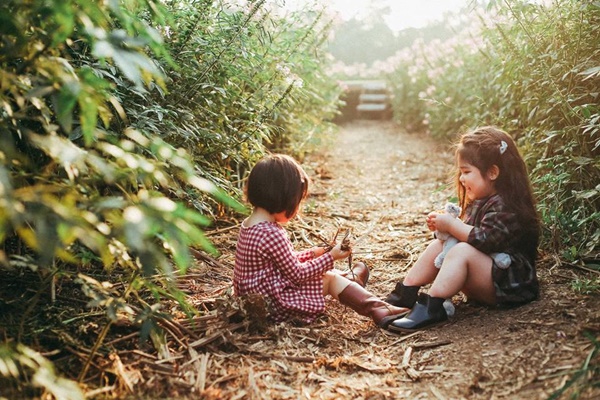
[428,212,473,242]
[466,196,519,253]
[268,231,335,284]
[297,245,349,262]
[430,198,518,253]
[468,211,516,253]
[296,246,328,262]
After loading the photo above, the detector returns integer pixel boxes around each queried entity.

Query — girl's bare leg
[323,271,352,300]
[428,242,497,305]
[403,239,443,287]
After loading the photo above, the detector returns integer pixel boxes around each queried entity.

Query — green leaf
[50,0,75,46]
[580,66,600,80]
[54,82,80,133]
[78,95,98,146]
[575,189,599,200]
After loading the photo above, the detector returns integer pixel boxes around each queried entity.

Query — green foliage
[571,277,600,295]
[379,0,599,258]
[160,1,340,170]
[0,0,340,393]
[548,331,599,400]
[0,0,216,276]
[0,342,84,400]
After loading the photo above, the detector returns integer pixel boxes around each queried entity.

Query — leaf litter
[134,121,599,399]
[3,121,598,399]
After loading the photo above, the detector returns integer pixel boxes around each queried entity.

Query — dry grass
[99,121,598,399]
[3,121,597,399]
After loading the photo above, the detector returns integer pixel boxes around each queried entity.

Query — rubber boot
[337,282,409,328]
[387,293,448,333]
[341,262,370,288]
[384,281,420,308]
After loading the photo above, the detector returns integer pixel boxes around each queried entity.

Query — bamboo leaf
[580,66,600,80]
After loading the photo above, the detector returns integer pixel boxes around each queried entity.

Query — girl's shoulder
[241,220,283,236]
[474,193,505,208]
[468,194,508,215]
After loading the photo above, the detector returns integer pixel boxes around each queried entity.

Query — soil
[181,120,599,400]
[5,121,596,399]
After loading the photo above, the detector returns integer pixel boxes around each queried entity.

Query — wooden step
[359,94,388,103]
[356,103,388,112]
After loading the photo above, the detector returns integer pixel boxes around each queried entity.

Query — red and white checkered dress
[234,221,334,323]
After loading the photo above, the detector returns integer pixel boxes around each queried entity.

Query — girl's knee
[324,272,352,299]
[322,270,336,285]
[453,241,474,250]
[446,241,475,256]
[427,239,444,251]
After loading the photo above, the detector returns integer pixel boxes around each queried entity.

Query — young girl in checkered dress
[385,127,541,332]
[234,154,407,327]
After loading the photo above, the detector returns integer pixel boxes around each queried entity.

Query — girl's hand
[427,212,455,233]
[426,212,439,231]
[329,243,351,261]
[434,213,455,233]
[428,211,474,242]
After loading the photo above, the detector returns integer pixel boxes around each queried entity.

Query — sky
[280,0,472,32]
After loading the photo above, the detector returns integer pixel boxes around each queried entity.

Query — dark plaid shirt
[464,194,539,306]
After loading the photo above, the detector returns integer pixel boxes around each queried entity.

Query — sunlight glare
[281,0,472,31]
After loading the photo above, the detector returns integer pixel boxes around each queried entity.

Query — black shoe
[385,282,420,308]
[387,293,448,332]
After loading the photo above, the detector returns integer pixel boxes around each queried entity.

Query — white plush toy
[434,203,512,270]
[433,203,461,268]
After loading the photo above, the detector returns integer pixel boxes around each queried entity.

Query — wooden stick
[284,355,315,363]
[299,229,315,246]
[105,332,139,347]
[562,261,600,275]
[382,331,421,346]
[189,321,246,348]
[132,349,157,359]
[402,347,413,368]
[189,248,227,269]
[204,224,238,237]
[196,353,209,392]
[412,339,452,349]
[84,385,117,398]
[402,346,421,380]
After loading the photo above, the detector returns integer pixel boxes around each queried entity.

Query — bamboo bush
[0,0,339,395]
[381,0,599,261]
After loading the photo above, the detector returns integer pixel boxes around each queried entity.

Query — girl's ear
[488,165,500,181]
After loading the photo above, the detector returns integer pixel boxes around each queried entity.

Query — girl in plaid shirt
[234,154,407,327]
[386,127,540,332]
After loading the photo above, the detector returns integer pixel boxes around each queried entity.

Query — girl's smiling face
[458,156,499,201]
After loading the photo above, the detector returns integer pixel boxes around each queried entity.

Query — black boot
[384,282,420,308]
[387,293,448,332]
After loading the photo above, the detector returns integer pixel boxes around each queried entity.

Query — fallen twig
[204,224,238,237]
[402,346,421,380]
[562,261,600,276]
[412,339,452,350]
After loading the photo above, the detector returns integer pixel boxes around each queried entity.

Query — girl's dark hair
[246,154,309,218]
[455,126,539,233]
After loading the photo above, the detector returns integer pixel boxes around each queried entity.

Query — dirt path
[306,121,599,400]
[199,121,599,399]
[309,121,600,400]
